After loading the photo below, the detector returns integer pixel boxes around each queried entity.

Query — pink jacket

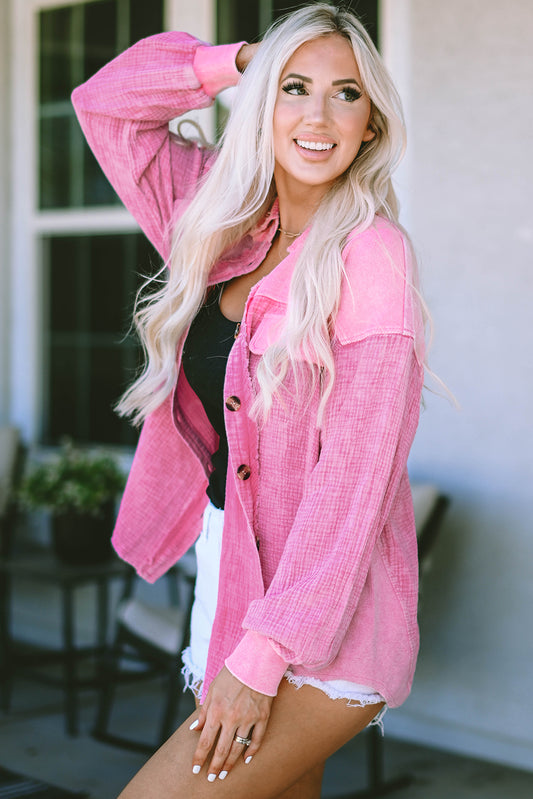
[72,32,425,707]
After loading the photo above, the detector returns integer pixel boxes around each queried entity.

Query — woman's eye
[282,81,307,96]
[337,86,362,102]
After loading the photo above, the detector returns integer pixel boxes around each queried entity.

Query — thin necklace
[278,225,301,238]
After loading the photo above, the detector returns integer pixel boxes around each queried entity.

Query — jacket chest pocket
[248,311,324,367]
[248,312,285,355]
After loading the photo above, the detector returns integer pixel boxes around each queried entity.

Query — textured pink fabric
[225,631,289,697]
[193,42,245,98]
[72,33,425,707]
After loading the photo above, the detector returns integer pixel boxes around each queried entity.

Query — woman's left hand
[190,666,274,781]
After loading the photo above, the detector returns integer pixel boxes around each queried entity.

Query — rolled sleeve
[225,630,289,696]
[193,42,245,98]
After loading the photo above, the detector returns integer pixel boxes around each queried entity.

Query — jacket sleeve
[225,332,424,695]
[71,33,243,259]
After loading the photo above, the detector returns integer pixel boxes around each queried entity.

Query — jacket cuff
[193,42,245,98]
[225,630,290,696]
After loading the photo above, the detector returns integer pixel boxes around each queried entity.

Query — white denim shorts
[181,502,386,727]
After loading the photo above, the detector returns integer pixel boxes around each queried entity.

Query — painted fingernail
[189,719,199,730]
[219,771,228,780]
[245,755,253,765]
[207,773,217,782]
[192,765,201,775]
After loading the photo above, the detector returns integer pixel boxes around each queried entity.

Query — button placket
[224,320,259,558]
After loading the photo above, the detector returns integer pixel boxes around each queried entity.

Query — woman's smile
[295,138,336,151]
[294,137,337,159]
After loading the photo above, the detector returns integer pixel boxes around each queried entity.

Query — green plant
[19,440,126,516]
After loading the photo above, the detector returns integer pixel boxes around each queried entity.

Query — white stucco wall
[385,0,533,772]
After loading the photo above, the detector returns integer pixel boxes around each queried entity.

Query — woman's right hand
[190,666,273,781]
[236,42,260,73]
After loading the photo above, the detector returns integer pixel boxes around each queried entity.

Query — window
[37,0,164,446]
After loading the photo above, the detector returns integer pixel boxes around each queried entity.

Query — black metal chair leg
[61,583,78,736]
[329,727,414,799]
[158,667,183,745]
[0,571,13,712]
[92,631,124,740]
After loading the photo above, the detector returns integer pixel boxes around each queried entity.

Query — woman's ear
[362,120,377,142]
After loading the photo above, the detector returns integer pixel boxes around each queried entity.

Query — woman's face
[272,34,374,198]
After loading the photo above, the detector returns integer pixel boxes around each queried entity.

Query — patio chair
[92,552,196,753]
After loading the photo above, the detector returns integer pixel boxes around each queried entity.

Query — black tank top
[182,287,238,509]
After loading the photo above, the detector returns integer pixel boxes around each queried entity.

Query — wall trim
[0,0,12,422]
[379,0,412,231]
[10,0,39,440]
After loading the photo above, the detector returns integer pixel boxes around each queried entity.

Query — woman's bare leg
[273,763,325,799]
[118,678,384,799]
[196,688,323,799]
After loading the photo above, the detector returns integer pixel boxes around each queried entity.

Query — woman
[72,4,426,797]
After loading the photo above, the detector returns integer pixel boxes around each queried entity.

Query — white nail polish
[189,719,199,730]
[207,773,217,782]
[245,755,253,765]
[219,771,228,780]
[192,765,201,775]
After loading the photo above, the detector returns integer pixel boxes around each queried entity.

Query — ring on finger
[234,734,252,747]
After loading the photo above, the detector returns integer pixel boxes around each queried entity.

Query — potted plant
[19,440,126,565]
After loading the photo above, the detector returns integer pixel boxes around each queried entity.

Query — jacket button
[225,396,241,412]
[237,464,251,481]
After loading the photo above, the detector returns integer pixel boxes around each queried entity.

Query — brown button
[237,464,251,481]
[225,396,241,412]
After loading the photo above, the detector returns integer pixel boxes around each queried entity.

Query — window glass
[83,0,117,83]
[43,233,161,446]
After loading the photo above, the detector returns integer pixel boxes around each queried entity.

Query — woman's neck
[275,180,329,238]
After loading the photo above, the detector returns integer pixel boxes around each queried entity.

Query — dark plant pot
[51,502,115,565]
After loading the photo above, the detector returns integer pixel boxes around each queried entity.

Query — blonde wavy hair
[117,2,407,425]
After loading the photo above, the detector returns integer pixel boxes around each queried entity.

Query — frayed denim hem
[181,646,203,699]
[283,671,387,733]
[180,650,387,734]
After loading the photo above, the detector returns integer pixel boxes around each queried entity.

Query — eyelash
[337,86,362,102]
[282,80,307,96]
[281,81,362,102]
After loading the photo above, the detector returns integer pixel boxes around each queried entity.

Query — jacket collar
[252,228,310,306]
[254,197,280,236]
[208,198,310,305]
